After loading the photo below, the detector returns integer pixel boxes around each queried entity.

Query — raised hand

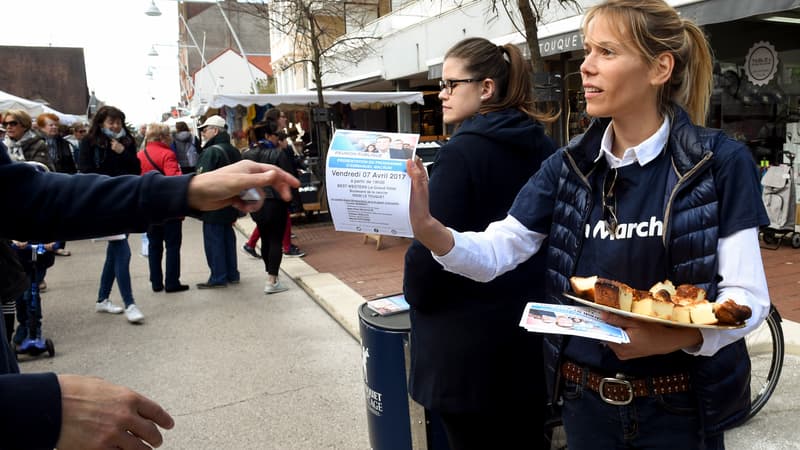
[406,158,453,256]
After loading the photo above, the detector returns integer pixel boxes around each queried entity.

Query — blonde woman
[407,1,770,448]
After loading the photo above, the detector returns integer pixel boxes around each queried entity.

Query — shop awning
[207,90,424,112]
[680,0,800,26]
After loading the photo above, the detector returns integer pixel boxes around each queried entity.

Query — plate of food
[564,276,750,330]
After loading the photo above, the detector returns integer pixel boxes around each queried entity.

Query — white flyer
[326,129,419,237]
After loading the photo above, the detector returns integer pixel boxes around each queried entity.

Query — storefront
[704,10,800,166]
[534,0,800,149]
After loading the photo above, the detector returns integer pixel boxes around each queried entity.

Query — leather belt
[561,361,691,406]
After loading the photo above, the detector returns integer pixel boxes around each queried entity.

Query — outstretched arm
[187,159,300,212]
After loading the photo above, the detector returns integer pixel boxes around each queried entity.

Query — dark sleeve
[78,140,95,173]
[508,149,562,234]
[28,140,55,172]
[714,138,770,237]
[403,144,472,309]
[122,144,142,175]
[0,162,192,242]
[59,140,77,174]
[276,149,295,175]
[0,373,62,449]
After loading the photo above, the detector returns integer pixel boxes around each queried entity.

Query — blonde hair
[583,0,713,125]
[145,123,171,143]
[2,109,33,130]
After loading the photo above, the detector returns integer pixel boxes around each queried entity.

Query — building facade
[279,0,800,150]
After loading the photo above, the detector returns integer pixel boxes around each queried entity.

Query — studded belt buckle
[599,374,634,405]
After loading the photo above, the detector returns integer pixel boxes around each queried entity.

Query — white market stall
[0,89,85,125]
[202,90,424,114]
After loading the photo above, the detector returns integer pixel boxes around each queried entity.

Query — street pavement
[18,216,800,449]
[22,218,368,450]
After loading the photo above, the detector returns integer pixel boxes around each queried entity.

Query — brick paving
[292,221,409,300]
[292,220,800,321]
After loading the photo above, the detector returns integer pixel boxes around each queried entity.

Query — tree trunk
[518,0,544,75]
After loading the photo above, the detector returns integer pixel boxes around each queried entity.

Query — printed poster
[326,129,419,237]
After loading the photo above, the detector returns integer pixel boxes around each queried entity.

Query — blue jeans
[98,238,134,306]
[561,378,722,450]
[147,219,183,289]
[202,222,239,285]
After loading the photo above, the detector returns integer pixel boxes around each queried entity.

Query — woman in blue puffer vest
[406,1,770,449]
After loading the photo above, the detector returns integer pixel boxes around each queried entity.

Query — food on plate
[714,299,752,325]
[568,276,752,326]
[594,278,634,312]
[569,275,598,300]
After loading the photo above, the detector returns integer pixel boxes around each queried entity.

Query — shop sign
[745,41,779,86]
[539,31,583,57]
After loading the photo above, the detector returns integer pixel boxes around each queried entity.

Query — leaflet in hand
[519,302,630,344]
[366,294,410,316]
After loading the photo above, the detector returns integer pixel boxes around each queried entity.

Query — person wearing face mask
[79,106,144,323]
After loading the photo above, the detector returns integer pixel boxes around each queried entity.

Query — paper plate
[562,293,745,330]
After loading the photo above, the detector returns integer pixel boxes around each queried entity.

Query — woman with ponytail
[403,37,556,449]
[406,1,770,448]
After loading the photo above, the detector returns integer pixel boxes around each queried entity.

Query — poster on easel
[325,129,419,238]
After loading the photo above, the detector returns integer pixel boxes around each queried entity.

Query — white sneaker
[95,299,124,314]
[125,304,145,323]
[264,280,288,294]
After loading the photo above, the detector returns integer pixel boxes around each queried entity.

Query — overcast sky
[4,0,183,125]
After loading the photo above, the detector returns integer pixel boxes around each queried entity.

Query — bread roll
[570,276,598,300]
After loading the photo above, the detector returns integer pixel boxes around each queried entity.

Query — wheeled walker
[11,242,55,358]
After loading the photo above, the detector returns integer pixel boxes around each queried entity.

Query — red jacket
[138,141,182,176]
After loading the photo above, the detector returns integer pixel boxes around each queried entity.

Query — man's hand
[56,374,174,450]
[187,160,301,212]
[603,312,703,360]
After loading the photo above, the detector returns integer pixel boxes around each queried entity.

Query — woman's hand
[603,312,703,360]
[406,158,454,256]
[110,139,125,154]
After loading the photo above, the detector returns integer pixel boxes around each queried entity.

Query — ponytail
[445,37,556,123]
[677,20,713,125]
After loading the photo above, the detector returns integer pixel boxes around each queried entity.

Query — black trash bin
[358,302,449,450]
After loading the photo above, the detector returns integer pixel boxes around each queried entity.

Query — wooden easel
[362,233,383,250]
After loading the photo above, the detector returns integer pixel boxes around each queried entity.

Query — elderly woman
[36,113,76,175]
[2,109,53,170]
[138,123,188,293]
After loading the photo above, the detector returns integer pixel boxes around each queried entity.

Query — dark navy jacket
[404,109,555,412]
[511,106,767,432]
[0,149,192,449]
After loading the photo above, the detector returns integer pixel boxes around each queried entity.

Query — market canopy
[0,89,85,125]
[206,90,425,112]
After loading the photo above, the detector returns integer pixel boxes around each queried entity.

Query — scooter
[11,242,55,358]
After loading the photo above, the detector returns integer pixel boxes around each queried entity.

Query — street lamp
[145,0,162,16]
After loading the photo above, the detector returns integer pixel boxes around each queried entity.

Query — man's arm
[0,159,299,242]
